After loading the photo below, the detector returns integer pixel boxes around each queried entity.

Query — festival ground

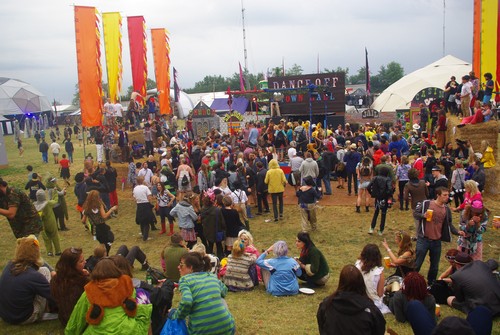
[0,135,499,335]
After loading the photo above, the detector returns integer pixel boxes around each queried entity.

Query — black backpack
[368,176,392,199]
[276,130,286,143]
[360,165,371,177]
[297,128,307,143]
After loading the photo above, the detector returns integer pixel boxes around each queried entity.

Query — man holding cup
[413,187,460,284]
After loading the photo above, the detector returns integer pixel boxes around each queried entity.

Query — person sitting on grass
[222,240,257,292]
[294,232,330,287]
[0,235,58,325]
[355,244,390,314]
[316,264,386,335]
[256,241,302,296]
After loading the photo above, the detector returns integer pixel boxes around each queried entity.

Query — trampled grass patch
[0,134,499,334]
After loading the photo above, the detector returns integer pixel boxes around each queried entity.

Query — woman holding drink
[381,230,415,278]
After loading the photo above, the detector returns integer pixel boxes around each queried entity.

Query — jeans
[271,192,283,219]
[320,174,332,194]
[42,152,48,163]
[415,237,442,284]
[116,245,147,267]
[406,300,436,335]
[67,152,73,163]
[398,180,409,209]
[347,171,358,194]
[370,199,388,232]
[257,191,269,213]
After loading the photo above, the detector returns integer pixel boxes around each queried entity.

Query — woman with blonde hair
[452,179,482,213]
[82,190,117,254]
[382,230,415,278]
[222,240,257,291]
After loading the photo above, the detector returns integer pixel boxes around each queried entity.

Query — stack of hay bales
[446,116,500,194]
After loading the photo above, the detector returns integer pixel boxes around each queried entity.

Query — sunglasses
[70,247,82,254]
[445,255,455,261]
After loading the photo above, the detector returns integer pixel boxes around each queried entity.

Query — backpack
[360,165,371,177]
[276,130,286,143]
[297,128,307,143]
[368,176,392,199]
[181,174,189,186]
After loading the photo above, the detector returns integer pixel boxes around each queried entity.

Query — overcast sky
[0,0,473,104]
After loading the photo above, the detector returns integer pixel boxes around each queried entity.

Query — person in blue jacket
[256,240,302,296]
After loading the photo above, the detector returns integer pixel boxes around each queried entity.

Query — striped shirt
[173,272,235,335]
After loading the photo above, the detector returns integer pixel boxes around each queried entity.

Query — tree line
[72,61,404,105]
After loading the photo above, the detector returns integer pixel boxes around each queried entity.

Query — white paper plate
[299,287,315,295]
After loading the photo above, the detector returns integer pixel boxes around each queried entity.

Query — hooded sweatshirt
[264,159,286,194]
[403,179,429,210]
[169,201,198,229]
[317,291,386,335]
[299,158,319,179]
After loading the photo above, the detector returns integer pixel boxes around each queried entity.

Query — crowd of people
[0,93,498,334]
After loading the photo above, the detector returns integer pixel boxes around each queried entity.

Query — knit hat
[470,200,483,213]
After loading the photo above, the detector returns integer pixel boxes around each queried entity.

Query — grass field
[0,131,498,335]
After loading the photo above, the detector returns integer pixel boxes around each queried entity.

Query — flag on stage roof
[365,47,371,96]
[151,28,171,115]
[102,12,122,103]
[173,67,180,103]
[74,6,103,127]
[239,62,246,91]
[127,16,148,101]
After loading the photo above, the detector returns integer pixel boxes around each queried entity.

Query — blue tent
[210,96,249,114]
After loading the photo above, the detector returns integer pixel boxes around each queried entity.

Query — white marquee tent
[371,55,471,112]
[0,77,52,115]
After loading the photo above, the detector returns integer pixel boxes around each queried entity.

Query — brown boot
[159,221,166,235]
[166,223,174,236]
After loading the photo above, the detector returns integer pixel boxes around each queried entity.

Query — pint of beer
[383,257,391,269]
[426,209,434,222]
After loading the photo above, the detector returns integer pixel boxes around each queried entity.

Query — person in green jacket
[295,231,330,287]
[161,232,189,282]
[65,258,152,335]
[34,189,61,257]
[264,159,287,222]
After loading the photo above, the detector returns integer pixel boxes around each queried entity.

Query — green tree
[371,61,404,93]
[184,75,228,93]
[349,66,367,85]
[286,63,303,76]
[322,67,349,77]
[72,83,80,106]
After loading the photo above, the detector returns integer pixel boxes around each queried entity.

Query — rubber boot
[356,206,360,213]
[166,223,174,236]
[246,205,254,219]
[159,221,166,235]
[244,220,250,231]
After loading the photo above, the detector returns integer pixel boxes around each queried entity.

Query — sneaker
[378,230,384,236]
[274,218,279,222]
[41,313,59,321]
[368,228,374,235]
[47,252,54,257]
[141,262,150,271]
[255,212,263,215]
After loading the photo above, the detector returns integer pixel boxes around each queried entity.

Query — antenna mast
[442,0,446,56]
[241,0,248,71]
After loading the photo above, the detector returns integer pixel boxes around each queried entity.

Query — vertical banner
[127,16,147,100]
[365,47,370,96]
[480,0,498,81]
[74,6,103,127]
[102,12,122,103]
[239,62,246,91]
[173,67,180,103]
[151,28,171,115]
[472,0,482,76]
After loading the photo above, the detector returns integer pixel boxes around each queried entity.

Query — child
[296,176,321,232]
[34,189,61,256]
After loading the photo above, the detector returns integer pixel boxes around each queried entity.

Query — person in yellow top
[365,125,375,143]
[480,140,496,168]
[312,123,323,139]
[265,159,287,222]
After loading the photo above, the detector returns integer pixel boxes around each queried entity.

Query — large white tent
[0,77,52,115]
[371,55,471,112]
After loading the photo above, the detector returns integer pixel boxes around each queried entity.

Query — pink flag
[239,62,246,91]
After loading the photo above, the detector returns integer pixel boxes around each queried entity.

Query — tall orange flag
[74,6,103,127]
[151,28,171,115]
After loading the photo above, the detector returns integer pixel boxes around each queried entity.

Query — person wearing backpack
[356,156,373,213]
[294,120,308,154]
[274,124,288,162]
[367,165,393,235]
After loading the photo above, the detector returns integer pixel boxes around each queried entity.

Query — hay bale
[446,117,499,160]
[484,166,500,195]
